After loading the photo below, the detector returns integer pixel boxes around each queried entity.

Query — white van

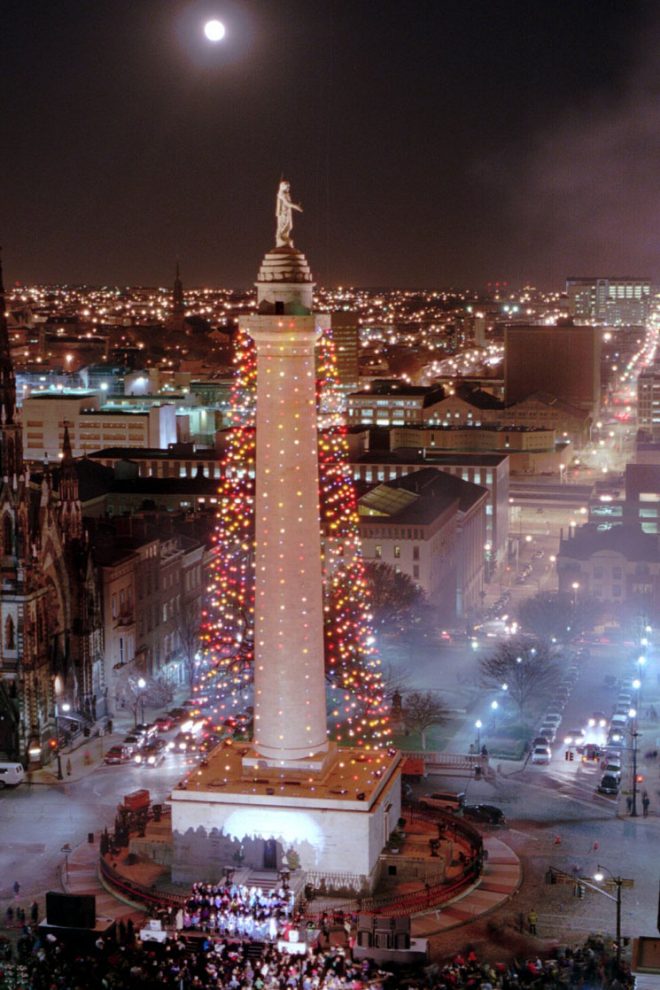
[0,763,25,788]
[419,790,465,813]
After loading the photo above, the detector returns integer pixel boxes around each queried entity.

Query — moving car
[597,773,620,795]
[531,745,551,765]
[588,712,608,729]
[563,728,586,748]
[135,741,167,767]
[462,804,506,827]
[154,715,174,732]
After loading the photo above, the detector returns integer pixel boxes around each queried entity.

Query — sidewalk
[411,835,521,936]
[28,690,190,786]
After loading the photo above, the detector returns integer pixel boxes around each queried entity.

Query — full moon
[204,19,226,42]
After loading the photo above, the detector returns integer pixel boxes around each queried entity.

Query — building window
[413,564,420,579]
[612,567,622,580]
[612,585,622,598]
[394,546,401,559]
[375,545,382,559]
[413,546,420,561]
[4,615,15,650]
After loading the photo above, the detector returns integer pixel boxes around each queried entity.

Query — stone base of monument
[170,739,402,893]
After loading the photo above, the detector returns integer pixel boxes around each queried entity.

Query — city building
[388,424,561,475]
[350,448,509,565]
[0,260,105,766]
[557,523,660,612]
[330,311,360,390]
[504,322,600,415]
[637,360,660,441]
[358,467,487,622]
[22,392,177,460]
[566,276,651,325]
[347,380,445,427]
[92,515,206,709]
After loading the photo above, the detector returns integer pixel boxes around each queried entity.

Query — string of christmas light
[200,328,256,702]
[201,324,389,750]
[317,331,390,750]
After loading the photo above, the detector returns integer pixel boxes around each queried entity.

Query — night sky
[0,0,657,289]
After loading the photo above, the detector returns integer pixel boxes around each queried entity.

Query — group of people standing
[180,880,296,941]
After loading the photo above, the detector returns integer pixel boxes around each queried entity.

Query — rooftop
[171,741,401,813]
[559,523,659,562]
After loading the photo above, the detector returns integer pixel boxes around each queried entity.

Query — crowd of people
[180,880,297,941]
[421,941,634,990]
[0,925,388,990]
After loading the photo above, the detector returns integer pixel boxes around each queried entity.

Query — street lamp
[629,716,640,818]
[593,866,624,970]
[571,581,580,606]
[54,701,71,781]
[137,677,147,725]
[475,719,482,751]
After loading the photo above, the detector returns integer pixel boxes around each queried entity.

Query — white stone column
[245,313,329,764]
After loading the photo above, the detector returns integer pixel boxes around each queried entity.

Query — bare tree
[403,691,448,750]
[172,599,203,688]
[517,592,604,643]
[480,637,560,720]
[114,669,173,726]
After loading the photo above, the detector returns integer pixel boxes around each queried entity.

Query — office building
[504,322,600,414]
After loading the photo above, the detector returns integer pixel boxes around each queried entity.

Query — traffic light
[574,883,585,899]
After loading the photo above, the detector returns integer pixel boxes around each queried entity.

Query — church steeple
[0,249,17,426]
[173,260,184,317]
[58,422,82,542]
[0,251,22,479]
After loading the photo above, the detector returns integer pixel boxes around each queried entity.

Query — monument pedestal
[170,740,401,892]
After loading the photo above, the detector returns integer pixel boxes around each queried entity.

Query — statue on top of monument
[275,179,302,247]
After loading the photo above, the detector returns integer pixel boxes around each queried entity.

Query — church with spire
[0,253,104,765]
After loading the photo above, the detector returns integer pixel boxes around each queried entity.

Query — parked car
[597,773,620,795]
[531,745,552,765]
[538,724,557,743]
[542,713,562,726]
[104,745,132,765]
[418,790,466,813]
[610,713,629,731]
[532,735,552,748]
[601,762,622,778]
[462,804,506,827]
[600,750,622,770]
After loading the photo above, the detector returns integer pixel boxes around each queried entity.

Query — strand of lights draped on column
[201,329,256,700]
[201,327,389,749]
[317,331,390,750]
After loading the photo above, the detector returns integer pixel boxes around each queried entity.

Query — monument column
[243,181,330,766]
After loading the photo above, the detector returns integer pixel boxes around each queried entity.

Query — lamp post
[593,866,623,970]
[571,581,580,607]
[475,719,482,751]
[54,701,71,781]
[136,677,147,726]
[630,715,640,818]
